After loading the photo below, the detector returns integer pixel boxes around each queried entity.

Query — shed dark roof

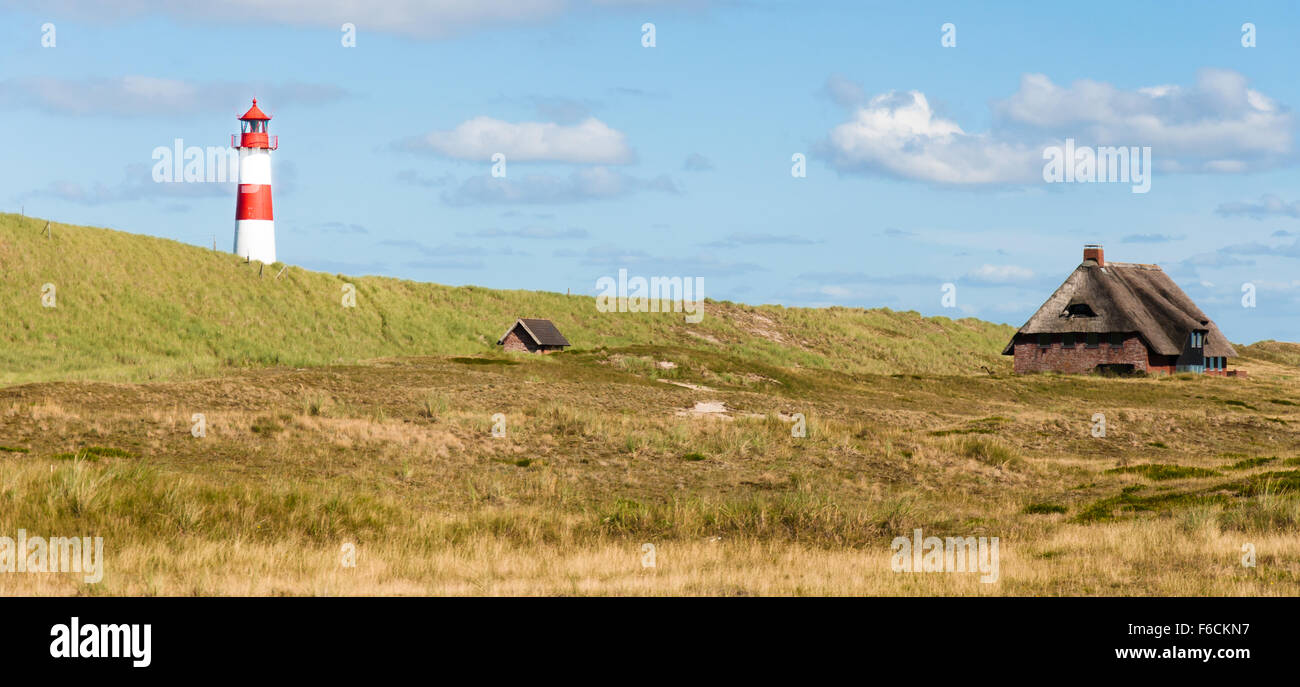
[497,318,571,347]
[1001,261,1236,358]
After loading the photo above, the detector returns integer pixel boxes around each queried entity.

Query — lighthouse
[232,99,277,263]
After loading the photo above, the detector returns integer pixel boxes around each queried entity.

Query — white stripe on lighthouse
[234,220,276,264]
[237,148,273,185]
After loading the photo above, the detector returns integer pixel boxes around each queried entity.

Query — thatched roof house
[497,318,571,354]
[1002,245,1238,375]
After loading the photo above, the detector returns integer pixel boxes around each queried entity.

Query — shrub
[250,417,283,435]
[1225,457,1277,471]
[956,437,1021,469]
[1105,464,1219,480]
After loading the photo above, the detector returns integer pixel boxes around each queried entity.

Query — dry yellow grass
[2,520,1293,596]
[3,349,1299,596]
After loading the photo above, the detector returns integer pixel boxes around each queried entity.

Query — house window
[1086,333,1099,348]
[1062,333,1075,348]
[1037,334,1051,348]
[1109,332,1123,347]
[1066,303,1097,317]
[1190,331,1205,349]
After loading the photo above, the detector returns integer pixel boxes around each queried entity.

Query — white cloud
[995,69,1293,172]
[683,152,714,171]
[821,74,867,108]
[569,243,764,277]
[823,69,1296,184]
[25,163,231,205]
[464,226,589,239]
[0,76,345,116]
[441,167,676,205]
[23,0,705,39]
[964,264,1035,284]
[703,232,820,247]
[825,91,1041,184]
[25,0,567,38]
[412,116,633,164]
[1216,193,1300,219]
[1222,238,1300,259]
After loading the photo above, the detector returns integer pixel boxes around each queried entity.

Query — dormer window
[1065,302,1097,317]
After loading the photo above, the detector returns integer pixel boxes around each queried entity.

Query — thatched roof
[497,318,571,347]
[1001,261,1236,357]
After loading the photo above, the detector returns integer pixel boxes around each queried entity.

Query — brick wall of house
[1012,334,1150,374]
[1146,350,1178,375]
[500,329,538,353]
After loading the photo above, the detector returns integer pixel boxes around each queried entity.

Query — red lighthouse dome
[236,98,276,150]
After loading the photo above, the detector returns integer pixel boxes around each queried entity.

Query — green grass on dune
[1239,340,1300,369]
[2,213,1017,384]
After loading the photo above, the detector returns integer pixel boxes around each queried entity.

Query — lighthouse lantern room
[232,98,278,264]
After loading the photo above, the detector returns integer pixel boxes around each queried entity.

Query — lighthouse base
[234,220,277,264]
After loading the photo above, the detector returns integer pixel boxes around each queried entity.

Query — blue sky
[3,1,1299,343]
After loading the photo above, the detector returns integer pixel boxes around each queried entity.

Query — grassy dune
[0,213,1012,385]
[2,214,1299,595]
[2,342,1299,595]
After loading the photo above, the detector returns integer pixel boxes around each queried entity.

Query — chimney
[1083,244,1104,267]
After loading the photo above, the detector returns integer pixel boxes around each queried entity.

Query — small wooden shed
[496,318,571,354]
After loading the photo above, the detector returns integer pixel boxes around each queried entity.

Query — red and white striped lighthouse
[232,98,278,263]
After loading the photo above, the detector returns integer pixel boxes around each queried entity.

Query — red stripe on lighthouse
[236,184,274,221]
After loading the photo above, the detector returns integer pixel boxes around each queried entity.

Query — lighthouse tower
[232,99,277,263]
